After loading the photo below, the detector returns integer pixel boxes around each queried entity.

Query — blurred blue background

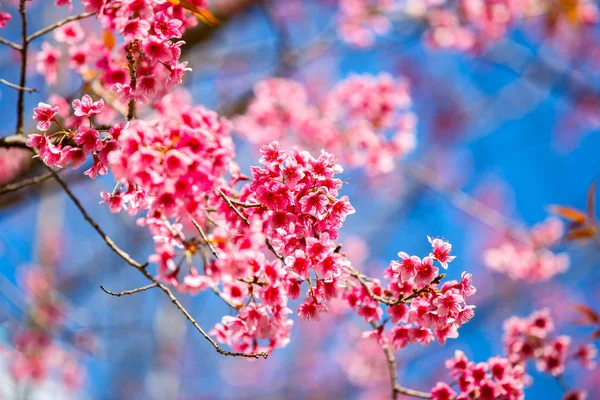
[0,0,599,399]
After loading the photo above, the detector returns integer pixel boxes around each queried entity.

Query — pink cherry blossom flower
[414,256,439,287]
[298,299,328,321]
[72,94,104,118]
[100,191,124,213]
[428,236,456,269]
[36,43,61,85]
[32,103,59,131]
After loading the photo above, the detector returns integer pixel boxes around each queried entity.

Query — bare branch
[16,0,29,135]
[0,37,22,51]
[368,321,432,399]
[0,135,29,149]
[218,189,250,225]
[190,217,219,259]
[26,12,95,42]
[100,283,158,297]
[48,168,266,359]
[0,78,37,92]
[0,171,54,196]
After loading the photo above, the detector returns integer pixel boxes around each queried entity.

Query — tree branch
[100,283,157,297]
[0,171,54,196]
[47,168,266,359]
[16,0,29,135]
[0,135,29,149]
[26,12,95,42]
[369,321,432,399]
[0,78,37,92]
[0,37,22,51]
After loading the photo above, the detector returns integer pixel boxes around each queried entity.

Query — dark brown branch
[348,265,443,306]
[125,42,137,120]
[100,283,157,297]
[368,320,432,399]
[0,78,37,92]
[26,12,95,42]
[218,189,250,225]
[48,168,266,359]
[16,0,29,135]
[0,135,28,149]
[190,217,219,259]
[0,37,22,51]
[0,171,54,195]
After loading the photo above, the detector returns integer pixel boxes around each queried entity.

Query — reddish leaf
[572,304,600,325]
[166,0,220,26]
[564,225,597,241]
[547,205,588,224]
[592,329,600,340]
[587,181,597,220]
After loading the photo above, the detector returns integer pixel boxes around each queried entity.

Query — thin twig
[265,238,284,262]
[369,321,432,399]
[190,217,219,258]
[26,12,95,42]
[100,283,157,297]
[230,199,263,208]
[218,189,250,225]
[0,171,54,195]
[48,168,266,359]
[0,37,22,51]
[0,78,37,92]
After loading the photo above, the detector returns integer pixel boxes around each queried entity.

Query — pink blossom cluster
[431,351,528,400]
[504,309,597,376]
[337,0,396,47]
[483,217,570,281]
[432,309,597,399]
[353,237,476,348]
[36,0,199,106]
[236,74,416,175]
[335,0,598,52]
[208,142,356,352]
[7,267,84,390]
[26,95,117,179]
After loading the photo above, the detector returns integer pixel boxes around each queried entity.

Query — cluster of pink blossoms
[236,74,416,175]
[5,266,84,390]
[208,142,356,352]
[432,351,529,400]
[335,0,598,52]
[355,237,476,348]
[504,309,597,377]
[432,309,597,400]
[337,0,396,47]
[483,217,569,281]
[36,0,199,107]
[26,95,117,179]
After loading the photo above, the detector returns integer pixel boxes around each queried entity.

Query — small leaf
[587,181,596,220]
[564,225,597,241]
[167,0,220,26]
[572,304,600,324]
[591,329,600,340]
[547,205,588,224]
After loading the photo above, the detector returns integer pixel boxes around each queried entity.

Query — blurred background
[0,0,599,399]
